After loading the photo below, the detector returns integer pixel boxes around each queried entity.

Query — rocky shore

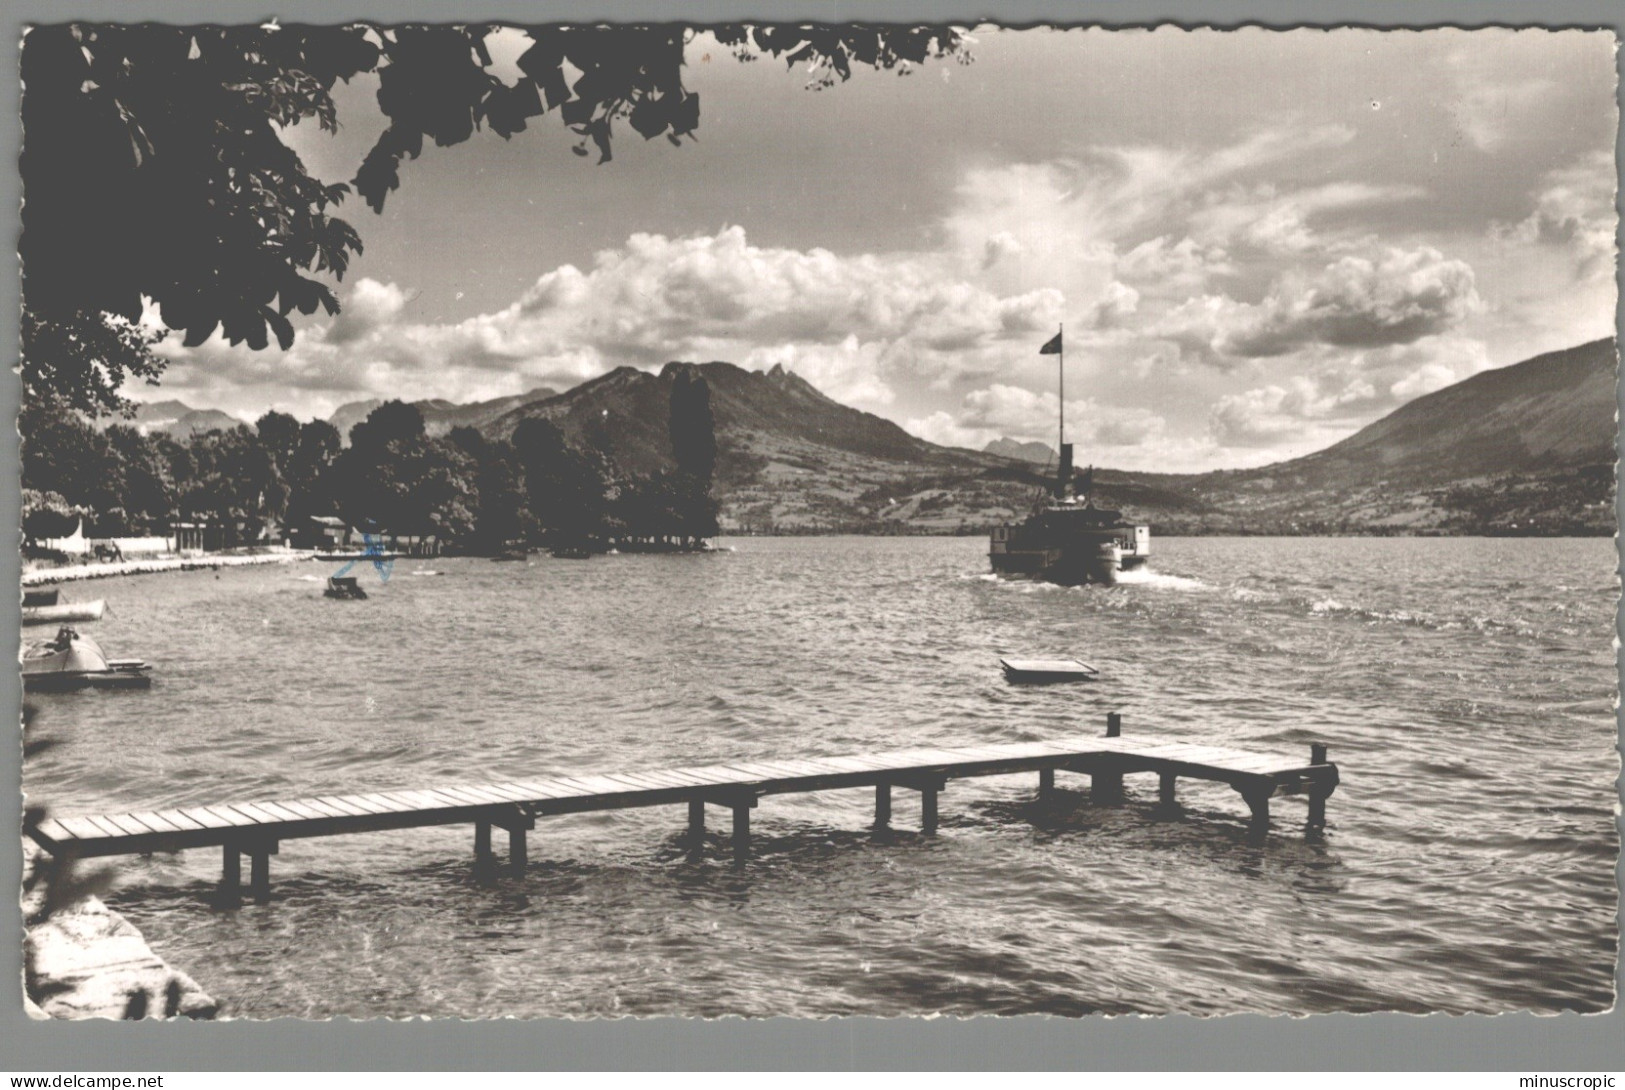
[22,549,313,586]
[22,842,217,1020]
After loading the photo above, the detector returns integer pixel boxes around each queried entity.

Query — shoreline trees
[20,386,723,556]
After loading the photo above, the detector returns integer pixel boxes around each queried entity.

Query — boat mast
[1057,321,1064,456]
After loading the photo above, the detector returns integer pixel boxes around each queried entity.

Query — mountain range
[120,399,243,438]
[122,337,1617,535]
[327,386,559,442]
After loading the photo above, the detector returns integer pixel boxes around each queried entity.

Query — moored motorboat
[21,626,151,692]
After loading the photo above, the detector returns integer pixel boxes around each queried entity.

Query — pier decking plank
[178,807,238,830]
[84,815,130,838]
[149,809,206,832]
[102,813,152,837]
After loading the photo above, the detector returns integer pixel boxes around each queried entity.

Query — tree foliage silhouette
[21,23,967,415]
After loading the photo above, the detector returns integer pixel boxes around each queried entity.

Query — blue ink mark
[333,530,393,584]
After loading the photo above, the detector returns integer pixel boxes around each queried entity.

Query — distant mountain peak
[985,437,1057,465]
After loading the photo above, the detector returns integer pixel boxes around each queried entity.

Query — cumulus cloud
[1206,334,1492,446]
[1208,374,1375,447]
[156,226,1074,419]
[907,383,1165,452]
[1188,181,1428,258]
[1160,245,1481,363]
[1116,236,1233,297]
[1493,150,1617,281]
[325,278,412,344]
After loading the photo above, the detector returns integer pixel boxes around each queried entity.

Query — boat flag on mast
[1039,331,1062,354]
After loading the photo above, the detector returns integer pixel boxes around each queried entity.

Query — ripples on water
[22,537,1619,1017]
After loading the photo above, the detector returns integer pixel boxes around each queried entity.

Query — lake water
[22,536,1620,1017]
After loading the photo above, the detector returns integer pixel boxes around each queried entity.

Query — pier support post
[508,827,527,873]
[1307,743,1330,828]
[248,841,277,904]
[221,845,241,905]
[1159,772,1178,808]
[1039,768,1055,801]
[895,776,945,834]
[688,799,706,847]
[1106,712,1122,737]
[1240,786,1272,828]
[474,820,492,863]
[1091,768,1124,804]
[874,783,891,829]
[732,805,751,863]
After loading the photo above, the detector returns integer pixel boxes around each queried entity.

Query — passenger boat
[988,325,1149,586]
[21,626,151,691]
[551,545,593,559]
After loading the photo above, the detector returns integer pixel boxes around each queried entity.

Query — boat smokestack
[1055,443,1074,499]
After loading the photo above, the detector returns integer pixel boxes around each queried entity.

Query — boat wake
[1114,567,1209,592]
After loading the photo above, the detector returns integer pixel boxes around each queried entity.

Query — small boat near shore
[22,626,151,692]
[22,594,106,625]
[316,550,405,563]
[324,576,368,600]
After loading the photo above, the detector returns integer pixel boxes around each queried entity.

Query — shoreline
[22,550,315,586]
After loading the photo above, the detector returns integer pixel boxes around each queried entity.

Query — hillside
[111,399,243,438]
[488,361,1050,532]
[1142,338,1618,534]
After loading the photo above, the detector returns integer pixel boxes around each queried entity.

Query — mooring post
[474,820,492,862]
[221,844,242,905]
[1093,713,1125,802]
[688,799,706,846]
[732,804,751,863]
[1308,743,1330,827]
[1039,767,1055,801]
[1159,772,1178,808]
[874,783,891,828]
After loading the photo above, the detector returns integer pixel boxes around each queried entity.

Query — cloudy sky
[149,26,1617,471]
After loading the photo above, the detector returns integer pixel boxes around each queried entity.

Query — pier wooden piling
[26,718,1339,905]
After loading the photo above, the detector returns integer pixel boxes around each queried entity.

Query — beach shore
[22,549,315,586]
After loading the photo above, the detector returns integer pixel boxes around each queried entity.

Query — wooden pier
[25,715,1338,905]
